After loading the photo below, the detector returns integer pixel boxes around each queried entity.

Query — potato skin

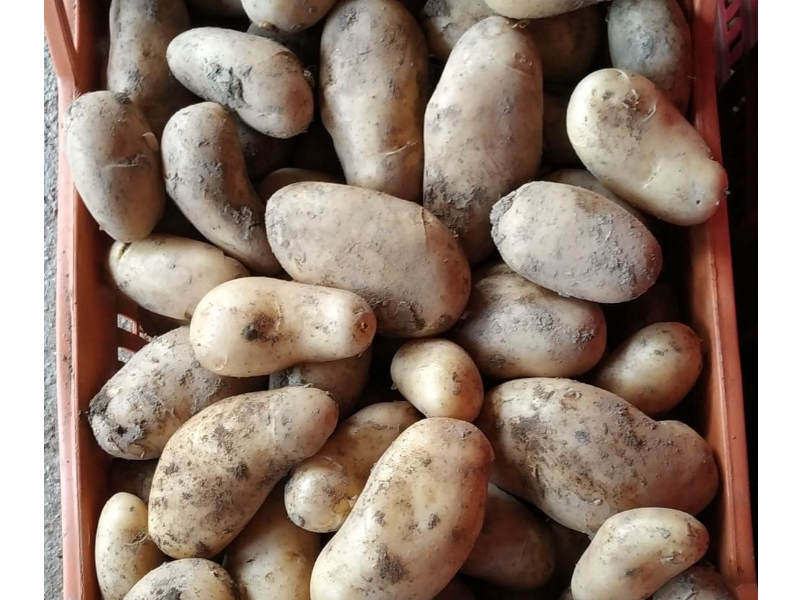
[566,68,727,226]
[64,91,165,242]
[161,102,281,275]
[107,0,194,138]
[320,0,428,202]
[107,234,250,321]
[95,492,166,600]
[167,27,313,138]
[475,378,719,534]
[123,558,238,600]
[265,182,471,338]
[310,418,494,600]
[424,16,543,265]
[148,388,339,558]
[88,327,265,460]
[490,181,662,303]
[190,277,377,377]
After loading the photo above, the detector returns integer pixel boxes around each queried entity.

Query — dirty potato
[123,558,238,600]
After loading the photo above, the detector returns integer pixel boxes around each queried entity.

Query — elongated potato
[424,16,543,264]
[475,378,719,534]
[190,277,376,377]
[566,69,727,226]
[148,388,338,558]
[243,0,338,31]
[161,102,281,275]
[310,418,494,599]
[483,0,607,19]
[420,0,494,61]
[572,508,709,600]
[225,482,321,600]
[265,182,471,338]
[88,327,265,460]
[608,0,693,113]
[320,0,428,202]
[107,234,249,321]
[124,559,238,600]
[64,91,165,242]
[653,564,737,600]
[491,181,662,303]
[284,401,422,533]
[167,27,313,138]
[591,321,703,416]
[449,263,607,379]
[390,339,483,421]
[107,0,194,138]
[95,493,166,600]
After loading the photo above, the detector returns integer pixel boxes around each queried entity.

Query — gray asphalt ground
[44,37,63,600]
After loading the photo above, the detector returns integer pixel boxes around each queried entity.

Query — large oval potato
[64,91,165,242]
[148,387,338,558]
[265,182,471,338]
[309,418,494,599]
[475,378,719,534]
[190,277,376,377]
[320,0,428,202]
[566,68,727,226]
[490,181,662,303]
[123,558,238,600]
[88,326,265,460]
[107,234,249,321]
[424,16,543,264]
[167,27,313,138]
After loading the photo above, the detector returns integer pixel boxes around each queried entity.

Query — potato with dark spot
[161,102,281,275]
[265,182,471,338]
[310,418,494,599]
[653,564,738,600]
[243,0,338,32]
[320,0,428,202]
[89,327,265,460]
[123,558,238,600]
[190,277,377,377]
[148,387,339,558]
[167,27,314,138]
[490,181,662,303]
[420,0,495,61]
[64,91,165,242]
[423,16,543,265]
[475,378,719,534]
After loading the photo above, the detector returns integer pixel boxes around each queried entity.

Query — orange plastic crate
[44,1,757,598]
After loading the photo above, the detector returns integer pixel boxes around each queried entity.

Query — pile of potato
[64,0,739,598]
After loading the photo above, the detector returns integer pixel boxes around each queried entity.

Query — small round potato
[571,508,709,600]
[123,558,238,600]
[390,339,483,421]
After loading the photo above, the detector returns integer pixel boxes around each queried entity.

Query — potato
[107,0,194,138]
[167,27,313,138]
[566,68,727,226]
[148,387,338,558]
[123,558,238,600]
[475,378,719,534]
[243,0,338,32]
[653,564,737,600]
[109,459,158,504]
[320,0,428,202]
[591,322,703,416]
[269,347,372,418]
[256,167,342,203]
[461,483,556,590]
[490,181,662,303]
[449,263,607,379]
[265,182,471,338]
[284,401,422,532]
[190,276,376,377]
[247,21,321,68]
[161,102,281,275]
[225,482,321,600]
[107,234,249,321]
[483,0,608,19]
[571,508,709,600]
[423,16,543,264]
[89,327,265,460]
[608,0,693,113]
[390,339,483,421]
[95,492,166,600]
[542,92,582,168]
[310,418,494,599]
[64,91,165,242]
[419,0,494,61]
